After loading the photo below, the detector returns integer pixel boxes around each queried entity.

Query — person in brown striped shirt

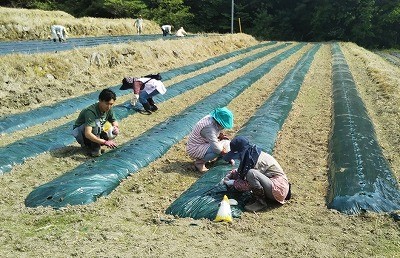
[186,107,234,172]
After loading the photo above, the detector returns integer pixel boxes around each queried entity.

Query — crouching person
[72,88,119,157]
[176,27,187,37]
[120,74,166,114]
[222,136,291,212]
[50,25,67,42]
[186,107,234,172]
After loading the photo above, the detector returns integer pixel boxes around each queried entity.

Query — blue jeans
[139,89,159,106]
[203,147,220,162]
[203,139,230,162]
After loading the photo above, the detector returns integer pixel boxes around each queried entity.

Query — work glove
[112,125,119,136]
[131,94,139,106]
[225,169,237,179]
[103,140,117,149]
[224,179,235,186]
[219,176,229,185]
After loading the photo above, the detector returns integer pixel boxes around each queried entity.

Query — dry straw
[0,6,161,40]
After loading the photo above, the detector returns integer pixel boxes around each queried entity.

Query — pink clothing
[227,151,289,204]
[255,152,289,204]
[228,170,251,192]
[270,175,289,204]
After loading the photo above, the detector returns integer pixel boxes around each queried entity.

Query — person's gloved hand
[228,159,235,166]
[103,140,117,149]
[220,176,229,185]
[224,179,235,186]
[131,94,139,106]
[227,168,237,175]
[112,125,119,136]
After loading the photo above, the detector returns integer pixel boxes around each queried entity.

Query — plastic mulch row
[24,43,305,208]
[326,43,400,214]
[0,34,197,56]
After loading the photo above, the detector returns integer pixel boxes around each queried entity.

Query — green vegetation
[2,0,400,48]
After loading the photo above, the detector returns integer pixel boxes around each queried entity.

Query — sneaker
[139,109,152,115]
[244,199,268,212]
[150,104,158,111]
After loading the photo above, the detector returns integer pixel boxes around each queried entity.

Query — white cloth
[134,18,143,33]
[176,27,187,37]
[131,94,139,106]
[135,18,143,28]
[137,78,167,95]
[161,25,172,33]
[51,25,67,41]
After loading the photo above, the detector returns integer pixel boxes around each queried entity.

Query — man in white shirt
[134,15,143,34]
[161,25,172,36]
[50,25,67,42]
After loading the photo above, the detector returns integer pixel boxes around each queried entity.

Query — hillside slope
[0,6,161,40]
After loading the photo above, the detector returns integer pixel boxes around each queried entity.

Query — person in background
[50,25,67,42]
[186,107,234,172]
[176,27,187,37]
[72,88,119,157]
[120,75,166,114]
[222,136,291,212]
[161,25,173,36]
[134,15,143,35]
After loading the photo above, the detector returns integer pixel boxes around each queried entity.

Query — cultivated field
[0,8,399,258]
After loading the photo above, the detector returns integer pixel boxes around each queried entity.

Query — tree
[142,0,193,28]
[183,0,234,33]
[78,0,147,18]
[2,0,400,48]
[103,0,147,18]
[311,0,375,46]
[371,0,400,48]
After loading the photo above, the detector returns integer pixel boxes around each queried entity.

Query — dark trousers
[72,124,106,153]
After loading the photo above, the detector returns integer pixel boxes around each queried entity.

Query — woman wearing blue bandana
[186,107,234,172]
[223,136,291,212]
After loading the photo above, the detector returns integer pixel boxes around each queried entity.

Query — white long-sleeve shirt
[136,78,167,95]
[176,27,187,37]
[161,25,172,34]
[50,25,67,41]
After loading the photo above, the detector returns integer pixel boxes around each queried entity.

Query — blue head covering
[210,107,234,129]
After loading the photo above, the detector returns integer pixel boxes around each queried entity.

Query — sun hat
[120,77,134,90]
[210,107,234,129]
[223,136,250,161]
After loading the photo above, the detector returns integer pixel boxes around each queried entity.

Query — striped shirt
[186,115,223,159]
